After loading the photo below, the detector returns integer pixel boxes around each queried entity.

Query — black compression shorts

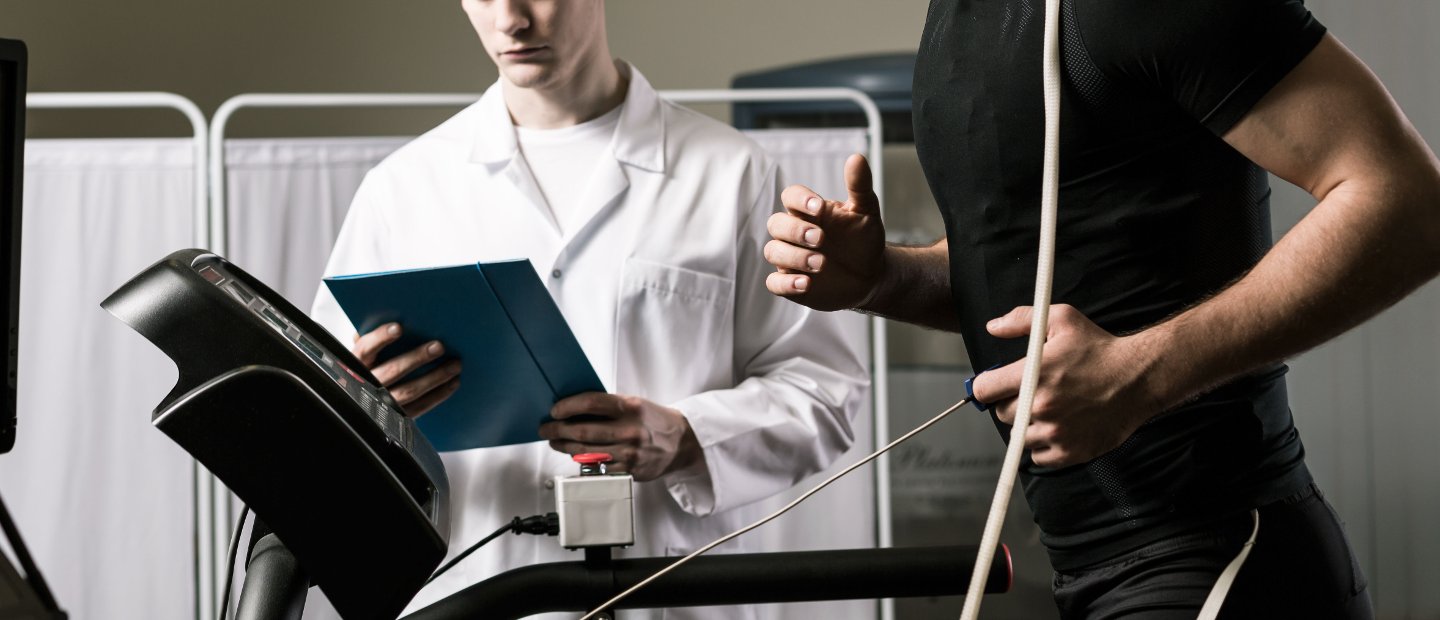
[1051,483,1372,619]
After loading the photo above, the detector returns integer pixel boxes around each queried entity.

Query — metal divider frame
[209,88,895,620]
[24,93,214,620]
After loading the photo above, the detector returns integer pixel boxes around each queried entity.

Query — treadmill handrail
[403,544,1011,619]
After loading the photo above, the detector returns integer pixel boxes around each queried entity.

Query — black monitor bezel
[1,38,26,455]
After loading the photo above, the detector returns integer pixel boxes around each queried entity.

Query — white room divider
[1,93,208,620]
[209,89,890,620]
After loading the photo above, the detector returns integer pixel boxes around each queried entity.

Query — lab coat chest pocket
[615,258,734,403]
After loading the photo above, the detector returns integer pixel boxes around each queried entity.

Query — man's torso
[912,0,1322,569]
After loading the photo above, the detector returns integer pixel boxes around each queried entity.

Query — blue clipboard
[324,259,605,451]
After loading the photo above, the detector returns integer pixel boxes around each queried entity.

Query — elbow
[1416,166,1440,278]
[1372,156,1440,279]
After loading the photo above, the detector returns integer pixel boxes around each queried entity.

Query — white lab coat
[309,64,868,619]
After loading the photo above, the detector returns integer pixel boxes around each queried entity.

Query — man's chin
[500,65,556,90]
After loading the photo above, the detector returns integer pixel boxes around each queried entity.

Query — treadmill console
[103,249,449,620]
[193,259,417,459]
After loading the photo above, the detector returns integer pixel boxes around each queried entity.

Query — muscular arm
[765,154,961,331]
[861,239,960,331]
[1140,34,1440,406]
[973,34,1440,467]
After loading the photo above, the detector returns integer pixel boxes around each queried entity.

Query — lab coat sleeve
[663,163,870,517]
[308,170,394,343]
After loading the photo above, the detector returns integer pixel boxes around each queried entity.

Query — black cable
[426,513,557,585]
[425,522,511,586]
[0,491,61,612]
[218,505,250,620]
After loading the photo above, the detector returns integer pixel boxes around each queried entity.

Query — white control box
[555,473,634,549]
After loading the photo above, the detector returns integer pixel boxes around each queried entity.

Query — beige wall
[3,0,930,137]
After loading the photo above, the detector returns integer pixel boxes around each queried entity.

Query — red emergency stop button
[573,453,612,476]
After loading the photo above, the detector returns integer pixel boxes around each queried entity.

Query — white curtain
[741,129,876,619]
[0,129,880,619]
[222,128,879,619]
[223,137,407,309]
[0,139,198,619]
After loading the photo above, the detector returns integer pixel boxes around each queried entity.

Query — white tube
[958,0,1063,616]
[1198,510,1260,619]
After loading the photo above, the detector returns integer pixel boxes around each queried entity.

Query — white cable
[958,0,1063,617]
[577,397,973,620]
[1197,510,1260,619]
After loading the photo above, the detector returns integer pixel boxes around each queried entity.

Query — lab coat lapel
[506,156,563,235]
[469,82,563,236]
[562,154,628,244]
[561,63,667,244]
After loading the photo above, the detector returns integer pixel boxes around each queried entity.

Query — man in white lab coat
[309,0,868,618]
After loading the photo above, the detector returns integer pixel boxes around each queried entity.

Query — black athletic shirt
[913,0,1327,570]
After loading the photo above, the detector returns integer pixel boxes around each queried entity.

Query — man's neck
[503,58,628,130]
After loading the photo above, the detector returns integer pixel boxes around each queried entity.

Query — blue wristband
[964,365,1001,412]
[964,374,990,411]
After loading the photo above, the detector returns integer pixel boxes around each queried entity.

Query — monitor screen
[0,38,25,454]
